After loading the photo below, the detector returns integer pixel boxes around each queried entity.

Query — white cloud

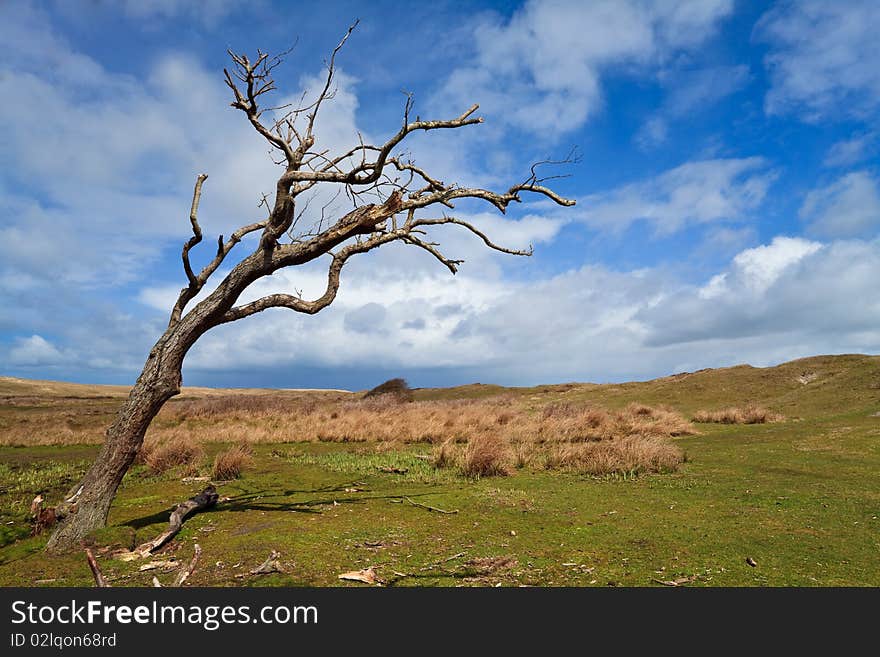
[173,234,880,384]
[435,0,734,138]
[824,132,878,168]
[729,237,822,294]
[7,335,67,367]
[576,157,774,234]
[757,1,880,120]
[0,4,391,290]
[638,236,880,348]
[800,171,880,238]
[0,6,280,290]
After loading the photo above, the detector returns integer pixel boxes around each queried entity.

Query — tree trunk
[46,333,188,553]
[44,250,272,554]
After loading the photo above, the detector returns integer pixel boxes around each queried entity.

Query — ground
[0,354,878,586]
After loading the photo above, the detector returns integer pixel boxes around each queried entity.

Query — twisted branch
[173,24,576,332]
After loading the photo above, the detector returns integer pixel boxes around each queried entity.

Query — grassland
[1,353,879,587]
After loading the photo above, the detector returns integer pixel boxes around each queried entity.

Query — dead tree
[46,24,575,552]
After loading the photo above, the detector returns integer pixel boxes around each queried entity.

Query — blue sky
[2,0,880,390]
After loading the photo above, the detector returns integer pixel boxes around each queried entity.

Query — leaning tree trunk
[45,332,190,553]
[45,248,273,554]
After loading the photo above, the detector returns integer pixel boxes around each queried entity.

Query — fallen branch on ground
[250,550,284,575]
[388,551,471,582]
[151,544,202,587]
[85,548,109,587]
[133,486,219,557]
[391,496,458,514]
[338,566,381,585]
[652,574,698,587]
[173,544,202,586]
[420,551,468,571]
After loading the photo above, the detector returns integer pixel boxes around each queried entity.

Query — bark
[46,332,189,553]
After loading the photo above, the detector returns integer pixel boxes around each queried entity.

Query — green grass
[0,456,92,548]
[1,354,879,586]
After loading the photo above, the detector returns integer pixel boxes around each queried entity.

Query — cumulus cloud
[172,234,880,385]
[698,237,822,298]
[800,171,880,238]
[6,335,67,367]
[344,303,388,335]
[435,0,734,137]
[757,1,880,120]
[576,158,775,235]
[639,237,880,348]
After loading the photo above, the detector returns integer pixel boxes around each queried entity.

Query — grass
[693,405,785,424]
[460,435,512,478]
[212,444,253,480]
[140,435,204,475]
[0,353,879,586]
[0,458,91,548]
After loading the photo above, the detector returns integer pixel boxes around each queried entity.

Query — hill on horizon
[4,352,877,421]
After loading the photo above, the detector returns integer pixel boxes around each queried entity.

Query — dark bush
[363,377,414,402]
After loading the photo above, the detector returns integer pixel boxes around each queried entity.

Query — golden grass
[543,435,685,475]
[0,389,693,477]
[212,444,253,480]
[692,404,785,424]
[460,434,512,478]
[139,435,204,475]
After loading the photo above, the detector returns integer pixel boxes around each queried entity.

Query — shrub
[140,436,204,475]
[212,444,253,480]
[363,378,414,403]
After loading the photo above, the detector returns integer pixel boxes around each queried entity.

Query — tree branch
[279,103,483,187]
[219,230,401,323]
[182,174,209,288]
[224,51,296,164]
[401,234,465,274]
[170,176,268,326]
[85,548,109,587]
[304,21,358,146]
[411,216,533,257]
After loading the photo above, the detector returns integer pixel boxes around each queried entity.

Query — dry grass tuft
[139,435,204,475]
[212,444,253,480]
[544,435,685,475]
[692,405,784,424]
[461,434,511,478]
[432,438,458,470]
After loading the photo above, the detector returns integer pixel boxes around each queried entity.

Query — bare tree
[47,25,575,552]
